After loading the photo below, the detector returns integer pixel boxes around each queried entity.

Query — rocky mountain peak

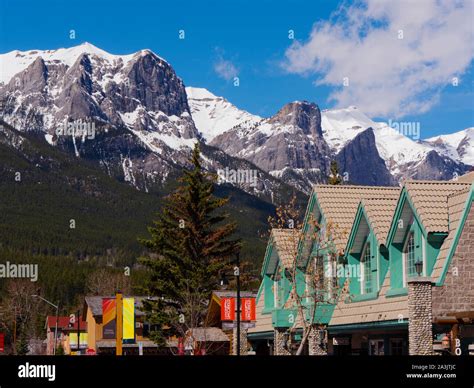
[269,100,322,137]
[125,50,189,117]
[8,56,48,94]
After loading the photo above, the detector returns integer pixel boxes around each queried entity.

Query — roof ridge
[447,185,472,198]
[362,196,399,201]
[404,180,471,186]
[313,184,399,190]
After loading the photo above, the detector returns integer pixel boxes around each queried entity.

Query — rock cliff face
[0,44,200,192]
[336,128,395,186]
[210,101,331,192]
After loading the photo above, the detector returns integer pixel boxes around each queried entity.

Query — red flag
[241,298,256,321]
[221,298,235,321]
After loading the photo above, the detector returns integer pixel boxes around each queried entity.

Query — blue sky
[1,0,473,137]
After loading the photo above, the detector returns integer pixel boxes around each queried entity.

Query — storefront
[328,321,409,355]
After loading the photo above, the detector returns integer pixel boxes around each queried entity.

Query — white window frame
[360,241,372,295]
[273,272,279,308]
[406,232,416,280]
[402,231,415,287]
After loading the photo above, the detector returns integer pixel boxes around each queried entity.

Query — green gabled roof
[386,180,472,246]
[297,185,400,266]
[260,228,299,277]
[345,195,400,255]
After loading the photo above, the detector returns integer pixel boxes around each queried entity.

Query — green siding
[295,269,305,296]
[426,235,444,276]
[369,234,378,294]
[272,308,297,328]
[279,270,291,307]
[348,252,361,296]
[389,243,403,289]
[263,275,274,313]
[379,246,389,289]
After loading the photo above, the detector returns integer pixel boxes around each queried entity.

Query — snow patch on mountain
[425,128,474,166]
[321,106,381,152]
[0,42,141,85]
[320,106,436,173]
[186,86,261,142]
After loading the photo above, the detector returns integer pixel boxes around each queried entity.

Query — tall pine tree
[139,143,241,347]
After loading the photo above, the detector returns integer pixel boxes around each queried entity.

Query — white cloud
[214,57,239,81]
[283,0,474,118]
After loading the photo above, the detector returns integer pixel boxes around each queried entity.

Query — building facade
[249,172,474,356]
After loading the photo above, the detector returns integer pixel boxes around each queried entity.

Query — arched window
[361,242,372,294]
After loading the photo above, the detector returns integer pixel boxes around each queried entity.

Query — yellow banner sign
[123,298,135,340]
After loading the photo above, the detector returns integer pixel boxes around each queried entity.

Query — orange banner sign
[220,297,235,321]
[241,298,256,321]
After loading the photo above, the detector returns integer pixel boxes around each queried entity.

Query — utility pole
[220,252,242,356]
[31,295,59,355]
[76,309,80,354]
[235,253,241,356]
[116,291,123,356]
[13,306,16,355]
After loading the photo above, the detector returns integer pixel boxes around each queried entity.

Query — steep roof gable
[261,228,299,276]
[432,184,473,284]
[311,185,399,252]
[346,195,400,253]
[403,180,471,233]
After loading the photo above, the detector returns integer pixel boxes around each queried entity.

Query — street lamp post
[220,252,241,356]
[235,253,241,357]
[32,295,59,355]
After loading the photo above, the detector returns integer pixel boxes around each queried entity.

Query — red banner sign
[220,298,235,321]
[221,297,256,321]
[241,298,256,321]
[0,333,4,353]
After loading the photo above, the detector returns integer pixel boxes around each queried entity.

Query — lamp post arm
[32,295,59,355]
[33,295,58,310]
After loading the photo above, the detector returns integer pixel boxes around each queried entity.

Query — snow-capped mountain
[0,43,293,200]
[425,128,474,166]
[186,86,261,142]
[197,90,470,189]
[318,106,443,180]
[0,43,471,198]
[0,42,198,153]
[320,106,379,152]
[209,100,332,192]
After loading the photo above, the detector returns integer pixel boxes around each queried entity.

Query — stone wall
[274,328,291,355]
[308,326,328,355]
[232,326,248,355]
[432,202,474,317]
[408,278,434,355]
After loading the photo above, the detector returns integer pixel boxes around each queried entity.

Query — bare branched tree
[268,195,348,355]
[0,280,42,355]
[85,268,131,296]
